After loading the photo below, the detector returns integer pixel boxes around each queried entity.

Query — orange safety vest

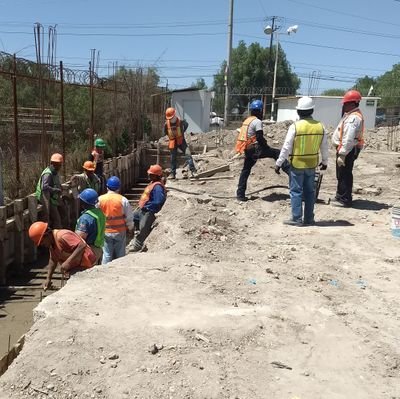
[166,118,184,149]
[235,116,258,154]
[98,192,127,234]
[138,181,165,209]
[338,109,365,151]
[52,229,96,269]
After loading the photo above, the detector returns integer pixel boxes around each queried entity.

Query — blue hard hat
[107,176,120,191]
[249,100,263,111]
[79,188,98,206]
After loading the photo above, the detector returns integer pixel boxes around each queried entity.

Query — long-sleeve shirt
[276,119,329,167]
[41,166,61,194]
[332,109,363,156]
[122,196,134,230]
[143,184,166,214]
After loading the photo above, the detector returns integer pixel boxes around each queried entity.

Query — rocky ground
[1,123,400,399]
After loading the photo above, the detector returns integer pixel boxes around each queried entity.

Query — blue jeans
[102,231,126,264]
[170,140,196,176]
[289,167,316,223]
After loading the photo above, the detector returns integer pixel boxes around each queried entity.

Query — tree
[320,89,346,96]
[212,40,300,116]
[374,63,400,108]
[191,78,207,90]
[354,76,376,96]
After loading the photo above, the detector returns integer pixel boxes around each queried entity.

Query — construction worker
[71,161,101,193]
[236,100,289,201]
[128,164,167,253]
[28,221,97,291]
[275,97,328,226]
[89,138,106,192]
[332,90,364,207]
[98,176,133,264]
[35,153,67,229]
[75,188,106,264]
[163,107,197,179]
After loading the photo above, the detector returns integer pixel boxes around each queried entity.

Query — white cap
[296,96,314,110]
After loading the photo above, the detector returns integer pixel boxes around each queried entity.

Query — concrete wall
[277,96,379,129]
[172,90,212,133]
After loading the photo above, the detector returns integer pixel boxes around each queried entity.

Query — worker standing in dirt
[75,188,106,264]
[275,97,328,226]
[98,176,134,264]
[71,161,101,194]
[163,107,197,179]
[332,90,365,207]
[35,153,67,229]
[128,164,167,253]
[236,100,290,201]
[28,221,97,291]
[89,138,106,193]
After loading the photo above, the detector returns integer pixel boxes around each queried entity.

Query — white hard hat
[296,96,314,110]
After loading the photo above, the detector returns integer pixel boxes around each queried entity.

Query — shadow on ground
[351,199,390,211]
[314,220,354,227]
[261,193,290,202]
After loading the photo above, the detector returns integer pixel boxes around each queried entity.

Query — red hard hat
[147,164,163,177]
[165,107,176,120]
[342,90,362,104]
[28,221,49,246]
[50,153,64,163]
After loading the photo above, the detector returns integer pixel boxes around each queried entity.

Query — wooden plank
[27,195,38,262]
[195,164,230,178]
[13,199,24,269]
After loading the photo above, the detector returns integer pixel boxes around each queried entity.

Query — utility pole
[223,0,234,126]
[267,16,277,117]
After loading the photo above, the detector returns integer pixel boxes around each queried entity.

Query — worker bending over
[29,221,97,291]
[129,164,167,253]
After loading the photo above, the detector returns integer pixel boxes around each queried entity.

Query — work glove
[274,165,281,175]
[337,155,346,167]
[319,163,327,171]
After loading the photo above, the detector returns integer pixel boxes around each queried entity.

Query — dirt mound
[1,128,400,398]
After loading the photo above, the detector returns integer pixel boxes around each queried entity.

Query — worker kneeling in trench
[29,221,97,291]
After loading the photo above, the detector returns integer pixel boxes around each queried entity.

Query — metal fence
[0,52,166,202]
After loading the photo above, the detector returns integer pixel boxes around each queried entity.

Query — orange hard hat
[165,107,176,120]
[50,153,64,163]
[147,164,163,177]
[83,161,95,171]
[28,221,49,246]
[342,90,362,104]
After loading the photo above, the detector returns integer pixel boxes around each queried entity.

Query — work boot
[169,174,176,180]
[283,219,303,226]
[236,196,249,202]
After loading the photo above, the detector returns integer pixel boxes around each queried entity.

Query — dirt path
[0,141,400,398]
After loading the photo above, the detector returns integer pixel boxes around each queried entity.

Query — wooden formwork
[0,147,143,285]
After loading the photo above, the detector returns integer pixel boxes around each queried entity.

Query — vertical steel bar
[12,54,20,190]
[113,62,118,154]
[89,60,94,150]
[60,61,66,178]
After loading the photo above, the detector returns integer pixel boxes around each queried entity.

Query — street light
[264,24,298,122]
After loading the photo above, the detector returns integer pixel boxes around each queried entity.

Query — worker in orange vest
[163,107,197,179]
[236,100,289,201]
[128,164,167,253]
[331,90,365,207]
[98,176,134,264]
[28,221,97,291]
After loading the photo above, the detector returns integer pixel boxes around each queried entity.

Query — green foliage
[212,40,300,116]
[191,78,207,89]
[320,89,346,96]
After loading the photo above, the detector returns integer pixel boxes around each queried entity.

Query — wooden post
[13,199,24,272]
[0,206,7,285]
[27,195,38,262]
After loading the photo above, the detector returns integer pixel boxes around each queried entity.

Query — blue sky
[1,0,400,94]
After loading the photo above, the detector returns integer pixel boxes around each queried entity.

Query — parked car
[210,112,224,128]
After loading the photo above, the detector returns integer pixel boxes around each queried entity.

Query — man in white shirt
[331,90,364,207]
[275,97,328,226]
